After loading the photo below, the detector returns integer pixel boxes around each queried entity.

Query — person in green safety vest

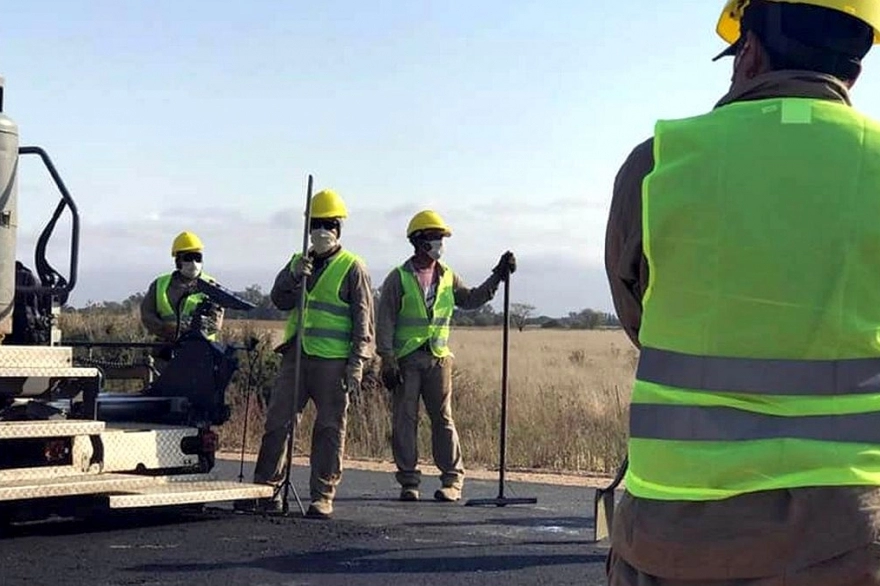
[140,230,223,343]
[243,188,375,520]
[376,209,516,503]
[604,1,880,584]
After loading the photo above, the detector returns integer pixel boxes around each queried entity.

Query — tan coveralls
[604,71,880,585]
[376,258,501,492]
[253,247,374,504]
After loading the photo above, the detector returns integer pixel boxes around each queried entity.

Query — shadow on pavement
[0,508,211,539]
[126,544,605,575]
[402,515,592,531]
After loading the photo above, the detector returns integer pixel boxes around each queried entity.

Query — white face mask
[426,239,444,261]
[180,261,202,279]
[310,228,338,255]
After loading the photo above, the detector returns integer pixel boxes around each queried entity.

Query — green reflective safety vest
[628,97,880,502]
[155,272,217,341]
[394,262,454,359]
[283,249,358,359]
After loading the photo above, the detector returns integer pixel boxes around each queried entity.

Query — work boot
[306,498,333,519]
[434,486,461,502]
[399,487,419,501]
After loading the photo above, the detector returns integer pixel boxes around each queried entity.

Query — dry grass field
[62,313,637,476]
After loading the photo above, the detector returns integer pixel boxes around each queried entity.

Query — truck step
[0,472,166,502]
[0,345,99,381]
[0,346,76,369]
[0,366,100,379]
[0,419,105,439]
[107,481,275,509]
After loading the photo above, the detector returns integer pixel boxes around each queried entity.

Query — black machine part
[195,278,257,312]
[16,146,81,300]
[141,278,257,426]
[68,278,259,427]
[173,277,258,341]
[144,330,238,427]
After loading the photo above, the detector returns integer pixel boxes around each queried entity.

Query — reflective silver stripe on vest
[303,328,351,341]
[393,337,448,351]
[637,347,880,396]
[308,301,350,317]
[629,403,880,443]
[397,317,451,327]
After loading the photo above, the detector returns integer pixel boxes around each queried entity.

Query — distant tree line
[66,284,620,331]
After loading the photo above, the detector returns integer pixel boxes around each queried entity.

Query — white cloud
[13,199,616,317]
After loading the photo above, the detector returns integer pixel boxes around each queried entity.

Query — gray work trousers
[253,350,349,502]
[392,350,464,490]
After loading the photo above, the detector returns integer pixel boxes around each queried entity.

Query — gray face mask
[310,228,338,255]
[180,261,202,279]
[426,239,444,261]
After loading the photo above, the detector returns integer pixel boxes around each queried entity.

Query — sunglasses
[414,231,446,242]
[311,219,340,231]
[179,252,203,262]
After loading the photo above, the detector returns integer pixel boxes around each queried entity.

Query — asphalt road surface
[0,459,613,585]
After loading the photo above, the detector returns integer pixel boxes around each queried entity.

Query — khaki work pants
[606,488,880,586]
[607,548,880,586]
[392,350,464,490]
[253,350,349,502]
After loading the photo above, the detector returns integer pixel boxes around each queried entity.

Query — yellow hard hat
[406,210,452,238]
[716,0,880,46]
[310,189,348,219]
[171,231,204,257]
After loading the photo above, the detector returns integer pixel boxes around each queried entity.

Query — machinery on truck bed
[0,76,273,525]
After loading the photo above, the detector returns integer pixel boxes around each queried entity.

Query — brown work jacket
[270,246,375,370]
[140,271,217,341]
[604,70,880,580]
[375,258,501,361]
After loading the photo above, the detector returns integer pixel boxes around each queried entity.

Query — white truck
[0,75,273,526]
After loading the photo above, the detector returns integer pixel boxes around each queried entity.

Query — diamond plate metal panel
[107,481,275,509]
[0,419,105,439]
[99,426,199,472]
[0,473,165,501]
[0,346,74,368]
[0,465,88,482]
[0,366,100,378]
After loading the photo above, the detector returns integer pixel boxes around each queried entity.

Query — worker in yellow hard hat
[375,209,515,502]
[604,1,880,584]
[242,189,375,519]
[140,231,222,343]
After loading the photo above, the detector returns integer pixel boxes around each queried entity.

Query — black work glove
[380,356,403,391]
[492,251,517,279]
[155,343,175,362]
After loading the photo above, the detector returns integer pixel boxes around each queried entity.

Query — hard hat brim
[407,228,452,238]
[712,42,740,61]
[715,0,880,50]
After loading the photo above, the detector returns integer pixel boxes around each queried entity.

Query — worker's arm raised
[451,252,515,309]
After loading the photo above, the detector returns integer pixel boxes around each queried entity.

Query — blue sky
[6,1,880,316]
